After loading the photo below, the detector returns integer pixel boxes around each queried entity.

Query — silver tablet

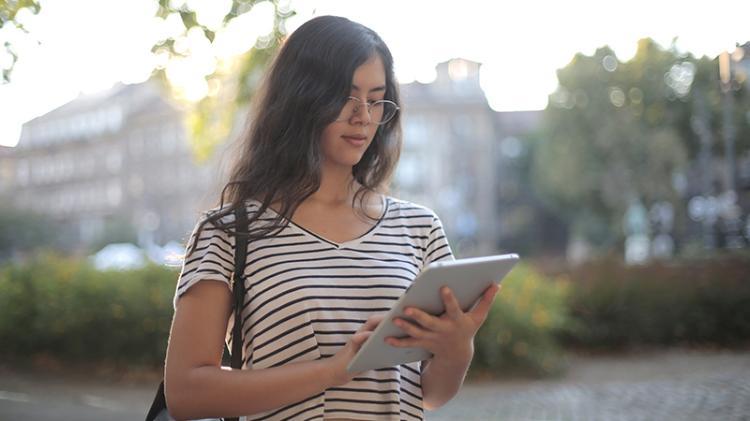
[346,253,520,373]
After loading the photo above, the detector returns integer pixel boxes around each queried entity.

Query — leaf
[178,9,198,29]
[153,0,293,158]
[203,28,215,43]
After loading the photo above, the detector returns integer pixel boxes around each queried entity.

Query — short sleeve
[173,216,235,309]
[424,213,455,267]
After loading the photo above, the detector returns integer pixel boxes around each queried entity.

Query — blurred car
[91,243,147,270]
[146,240,185,268]
[91,241,186,271]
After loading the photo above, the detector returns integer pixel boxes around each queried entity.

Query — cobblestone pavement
[429,349,750,421]
[1,349,748,420]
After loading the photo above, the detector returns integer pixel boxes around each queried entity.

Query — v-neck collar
[264,195,390,249]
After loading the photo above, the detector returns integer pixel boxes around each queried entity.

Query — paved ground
[1,348,749,420]
[429,349,750,421]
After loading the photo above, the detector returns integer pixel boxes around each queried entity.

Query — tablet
[346,253,520,373]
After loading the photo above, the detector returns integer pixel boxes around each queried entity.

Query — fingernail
[404,309,413,316]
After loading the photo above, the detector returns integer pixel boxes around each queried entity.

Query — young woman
[164,15,499,421]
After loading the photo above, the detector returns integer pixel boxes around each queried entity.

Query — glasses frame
[334,96,400,126]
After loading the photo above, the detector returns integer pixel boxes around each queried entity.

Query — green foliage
[531,39,750,249]
[0,0,40,27]
[152,0,295,161]
[563,254,750,348]
[473,263,572,376]
[2,253,748,378]
[0,0,41,82]
[88,217,139,253]
[0,205,60,260]
[0,253,177,366]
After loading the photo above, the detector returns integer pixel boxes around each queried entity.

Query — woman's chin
[323,154,365,169]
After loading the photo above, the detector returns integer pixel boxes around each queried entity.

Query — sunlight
[0,0,749,146]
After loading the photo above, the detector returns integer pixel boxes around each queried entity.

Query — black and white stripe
[174,196,454,420]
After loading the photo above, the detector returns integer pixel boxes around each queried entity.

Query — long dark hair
[191,15,402,250]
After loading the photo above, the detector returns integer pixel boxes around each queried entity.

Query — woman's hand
[387,284,500,368]
[327,314,385,386]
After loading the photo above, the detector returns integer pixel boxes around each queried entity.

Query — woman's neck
[309,165,359,207]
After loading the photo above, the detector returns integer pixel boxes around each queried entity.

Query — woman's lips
[342,135,367,147]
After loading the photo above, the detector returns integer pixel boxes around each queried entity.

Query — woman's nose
[351,102,371,125]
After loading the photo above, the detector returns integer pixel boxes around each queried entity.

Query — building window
[404,117,427,147]
[17,159,29,186]
[129,130,145,157]
[451,114,472,138]
[107,181,122,207]
[106,150,122,173]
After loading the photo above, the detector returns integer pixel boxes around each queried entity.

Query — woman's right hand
[327,314,385,385]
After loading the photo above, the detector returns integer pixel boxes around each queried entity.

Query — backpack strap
[225,204,249,421]
[230,204,249,369]
[147,205,251,421]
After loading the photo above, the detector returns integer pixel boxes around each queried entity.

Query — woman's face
[320,53,387,172]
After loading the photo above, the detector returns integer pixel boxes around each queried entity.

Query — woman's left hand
[386,284,500,366]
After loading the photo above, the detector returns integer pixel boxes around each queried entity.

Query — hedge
[0,253,176,366]
[2,252,747,377]
[562,253,750,349]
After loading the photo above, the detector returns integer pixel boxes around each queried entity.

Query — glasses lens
[377,101,398,125]
[336,98,398,125]
[336,97,358,121]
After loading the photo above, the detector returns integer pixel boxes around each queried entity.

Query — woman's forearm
[166,358,335,420]
[420,350,473,410]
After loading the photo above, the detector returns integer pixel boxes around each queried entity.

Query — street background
[1,349,749,420]
[1,1,750,420]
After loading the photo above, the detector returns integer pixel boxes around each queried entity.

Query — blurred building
[1,60,543,257]
[396,59,542,257]
[0,80,223,252]
[0,146,13,189]
[734,42,750,90]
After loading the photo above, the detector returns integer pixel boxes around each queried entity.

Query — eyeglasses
[335,96,399,125]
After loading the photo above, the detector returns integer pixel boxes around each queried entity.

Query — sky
[1,0,749,147]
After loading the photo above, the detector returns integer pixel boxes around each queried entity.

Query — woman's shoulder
[198,199,266,226]
[385,195,440,219]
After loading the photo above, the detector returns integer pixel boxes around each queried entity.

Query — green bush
[0,253,177,366]
[6,251,745,376]
[472,263,571,376]
[2,254,574,376]
[0,206,61,259]
[563,254,750,348]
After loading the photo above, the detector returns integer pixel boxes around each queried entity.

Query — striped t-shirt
[174,196,455,420]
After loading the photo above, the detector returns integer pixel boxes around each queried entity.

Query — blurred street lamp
[691,90,716,249]
[624,199,650,265]
[719,50,737,193]
[650,201,674,259]
[719,50,745,248]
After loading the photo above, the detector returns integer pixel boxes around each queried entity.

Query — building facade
[1,61,543,258]
[396,59,541,257]
[0,80,223,252]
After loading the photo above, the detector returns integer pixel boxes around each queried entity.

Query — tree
[151,0,294,160]
[0,0,41,83]
[531,38,750,251]
[2,1,293,157]
[0,204,59,261]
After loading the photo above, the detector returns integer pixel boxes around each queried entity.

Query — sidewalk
[1,348,748,420]
[429,348,750,420]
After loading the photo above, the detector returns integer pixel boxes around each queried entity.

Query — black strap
[226,205,249,421]
[145,381,166,421]
[146,205,250,421]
